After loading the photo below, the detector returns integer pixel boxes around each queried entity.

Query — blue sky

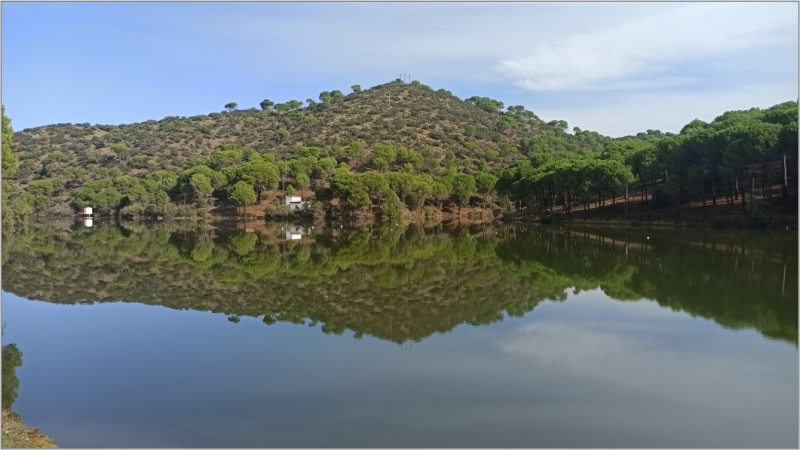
[2,2,797,137]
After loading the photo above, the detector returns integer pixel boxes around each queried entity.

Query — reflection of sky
[1,289,797,448]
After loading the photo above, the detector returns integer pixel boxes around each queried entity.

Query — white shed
[83,207,93,216]
[284,195,305,211]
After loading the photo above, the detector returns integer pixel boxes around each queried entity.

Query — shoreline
[11,205,798,230]
[1,410,58,449]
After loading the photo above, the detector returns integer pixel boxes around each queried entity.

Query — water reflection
[1,220,797,447]
[2,220,796,345]
[1,343,23,410]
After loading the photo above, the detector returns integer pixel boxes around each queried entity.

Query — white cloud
[496,3,797,92]
[500,313,796,413]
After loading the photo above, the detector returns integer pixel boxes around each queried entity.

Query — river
[1,220,797,447]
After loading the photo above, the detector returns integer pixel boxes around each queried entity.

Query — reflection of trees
[2,344,23,410]
[1,222,796,345]
[495,227,798,343]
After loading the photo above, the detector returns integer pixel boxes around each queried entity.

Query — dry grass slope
[1,410,58,449]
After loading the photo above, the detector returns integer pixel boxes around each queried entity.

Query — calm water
[1,220,797,448]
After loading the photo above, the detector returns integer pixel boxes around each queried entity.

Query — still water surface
[1,221,797,447]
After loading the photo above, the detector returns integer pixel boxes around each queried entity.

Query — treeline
[497,101,798,220]
[2,222,796,344]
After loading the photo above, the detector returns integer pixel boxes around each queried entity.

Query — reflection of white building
[83,218,93,228]
[285,225,304,240]
[285,195,305,211]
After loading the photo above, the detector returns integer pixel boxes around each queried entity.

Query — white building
[285,225,305,240]
[284,195,305,211]
[83,207,93,216]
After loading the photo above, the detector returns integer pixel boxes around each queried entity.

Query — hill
[7,79,606,187]
[1,81,796,227]
[3,79,615,219]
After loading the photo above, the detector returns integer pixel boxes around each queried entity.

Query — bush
[265,200,293,218]
[119,203,146,218]
[379,197,403,222]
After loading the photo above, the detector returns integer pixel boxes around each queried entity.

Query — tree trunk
[734,175,739,200]
[783,152,789,203]
[727,180,733,209]
[711,178,717,206]
[566,191,571,215]
[765,163,772,203]
[624,185,629,216]
[643,183,648,204]
[741,179,747,212]
[700,185,706,212]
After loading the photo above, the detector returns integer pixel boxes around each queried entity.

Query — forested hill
[1,79,797,225]
[7,79,607,188]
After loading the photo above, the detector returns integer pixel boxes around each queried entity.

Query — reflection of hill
[2,222,796,345]
[1,222,554,343]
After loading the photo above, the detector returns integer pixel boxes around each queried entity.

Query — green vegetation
[2,221,795,345]
[1,82,796,226]
[497,102,798,225]
[2,344,22,411]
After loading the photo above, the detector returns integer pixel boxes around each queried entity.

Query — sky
[2,2,798,137]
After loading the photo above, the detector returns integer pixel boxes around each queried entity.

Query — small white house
[82,207,93,216]
[285,225,305,241]
[284,195,305,211]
